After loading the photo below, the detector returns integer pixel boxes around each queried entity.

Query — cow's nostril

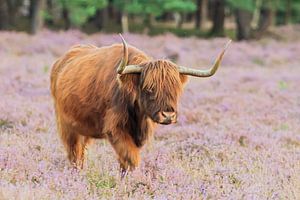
[162,111,176,119]
[162,111,167,117]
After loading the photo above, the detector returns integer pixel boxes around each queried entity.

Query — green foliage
[275,0,300,23]
[115,0,196,16]
[163,0,196,13]
[275,0,286,12]
[56,0,108,26]
[5,0,300,35]
[227,0,300,24]
[125,0,165,16]
[261,0,278,9]
[226,0,256,12]
[291,0,300,23]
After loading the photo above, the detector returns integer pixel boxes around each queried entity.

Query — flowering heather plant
[0,28,300,199]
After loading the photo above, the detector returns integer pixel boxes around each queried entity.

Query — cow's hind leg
[79,136,93,168]
[58,120,91,169]
[66,134,88,169]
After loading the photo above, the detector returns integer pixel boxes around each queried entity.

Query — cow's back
[50,44,97,98]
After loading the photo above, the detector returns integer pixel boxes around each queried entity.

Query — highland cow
[50,35,230,173]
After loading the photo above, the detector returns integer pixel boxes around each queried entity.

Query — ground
[0,27,299,199]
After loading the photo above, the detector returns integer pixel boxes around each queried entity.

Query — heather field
[0,27,300,199]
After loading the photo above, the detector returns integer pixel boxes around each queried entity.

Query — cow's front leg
[108,131,140,173]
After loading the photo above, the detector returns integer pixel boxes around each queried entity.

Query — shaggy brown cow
[50,35,230,172]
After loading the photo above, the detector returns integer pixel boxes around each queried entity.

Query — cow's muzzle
[154,111,177,125]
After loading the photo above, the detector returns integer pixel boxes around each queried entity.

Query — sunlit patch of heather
[0,28,300,199]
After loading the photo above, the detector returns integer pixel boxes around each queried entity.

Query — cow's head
[138,59,187,124]
[117,34,230,125]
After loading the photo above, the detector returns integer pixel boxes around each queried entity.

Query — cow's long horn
[117,34,129,74]
[117,34,142,74]
[177,40,231,77]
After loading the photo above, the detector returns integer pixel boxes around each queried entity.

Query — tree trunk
[0,0,9,30]
[174,12,183,29]
[121,11,129,33]
[256,7,275,38]
[108,0,114,19]
[251,0,262,29]
[284,0,291,24]
[29,0,45,34]
[45,0,54,26]
[201,0,208,29]
[179,14,184,29]
[94,9,107,30]
[195,0,208,29]
[6,0,22,26]
[146,14,155,27]
[62,7,71,30]
[210,0,225,36]
[235,9,253,40]
[195,0,202,28]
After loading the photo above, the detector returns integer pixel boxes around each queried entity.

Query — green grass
[0,119,13,130]
[252,57,265,66]
[87,170,116,190]
[278,80,288,90]
[43,65,49,73]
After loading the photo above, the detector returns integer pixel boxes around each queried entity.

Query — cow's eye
[145,89,153,94]
[166,107,175,112]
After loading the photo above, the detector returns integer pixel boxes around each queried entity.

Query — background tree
[0,0,9,30]
[113,0,129,33]
[228,0,256,40]
[210,0,225,36]
[55,0,108,29]
[292,0,300,23]
[115,0,167,32]
[29,0,46,34]
[90,5,109,30]
[0,0,300,38]
[163,0,196,28]
[284,0,292,24]
[195,0,208,29]
[256,0,276,38]
[114,0,195,32]
[6,0,23,27]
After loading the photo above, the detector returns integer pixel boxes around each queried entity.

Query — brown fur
[50,43,187,171]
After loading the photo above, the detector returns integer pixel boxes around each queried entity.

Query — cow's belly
[60,110,106,138]
[70,119,105,138]
[56,97,108,138]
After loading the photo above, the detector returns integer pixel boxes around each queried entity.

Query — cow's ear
[179,74,188,86]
